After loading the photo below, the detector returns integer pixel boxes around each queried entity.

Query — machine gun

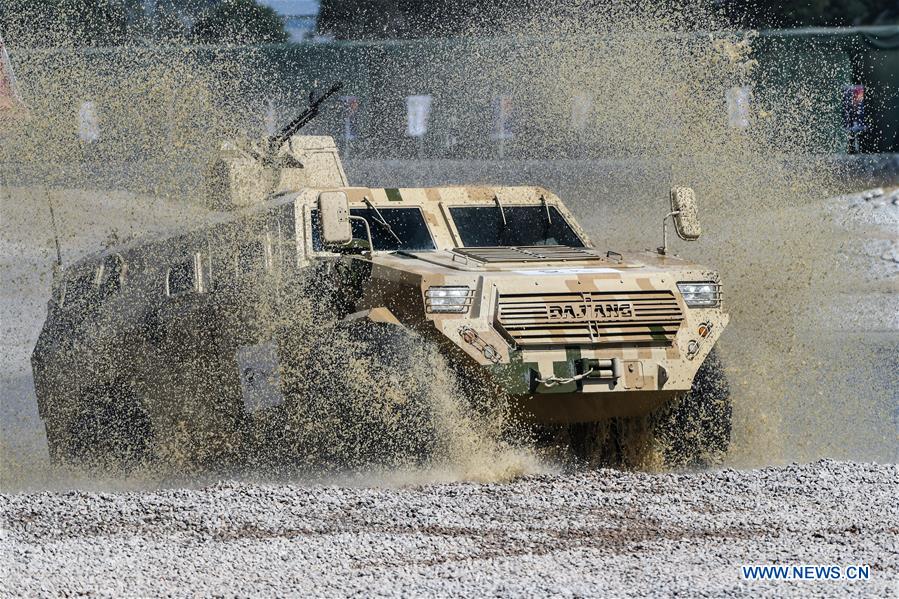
[207,81,348,209]
[267,81,343,158]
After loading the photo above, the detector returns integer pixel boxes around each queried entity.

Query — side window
[310,206,436,252]
[166,255,200,296]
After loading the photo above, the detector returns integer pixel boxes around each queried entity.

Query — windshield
[311,206,436,251]
[449,205,584,247]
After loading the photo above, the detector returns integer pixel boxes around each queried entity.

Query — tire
[649,348,732,467]
[535,421,619,469]
[527,351,732,471]
[44,418,66,465]
[59,383,154,473]
[278,320,442,472]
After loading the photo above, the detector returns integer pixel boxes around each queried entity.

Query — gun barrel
[269,81,343,152]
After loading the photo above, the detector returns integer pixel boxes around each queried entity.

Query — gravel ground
[2,460,897,597]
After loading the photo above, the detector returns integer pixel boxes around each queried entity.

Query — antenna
[44,188,63,269]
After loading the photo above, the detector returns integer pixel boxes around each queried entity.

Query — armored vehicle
[32,88,730,470]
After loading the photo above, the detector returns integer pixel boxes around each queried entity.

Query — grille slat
[499,309,681,320]
[496,290,684,347]
[499,293,676,303]
[500,317,682,325]
[502,322,682,331]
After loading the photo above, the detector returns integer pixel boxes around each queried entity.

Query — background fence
[5,26,898,168]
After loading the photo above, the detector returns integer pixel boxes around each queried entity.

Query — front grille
[496,290,683,347]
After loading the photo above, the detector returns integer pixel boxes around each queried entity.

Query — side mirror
[670,186,701,241]
[318,191,352,245]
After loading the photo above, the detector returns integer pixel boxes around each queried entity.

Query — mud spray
[1,1,896,490]
[442,1,897,467]
[330,3,896,471]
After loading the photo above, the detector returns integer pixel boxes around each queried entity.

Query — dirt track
[2,460,897,597]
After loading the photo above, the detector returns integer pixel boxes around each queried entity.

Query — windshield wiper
[540,195,553,244]
[363,197,402,245]
[493,195,507,227]
[540,196,553,225]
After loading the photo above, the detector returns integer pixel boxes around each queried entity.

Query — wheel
[534,421,619,469]
[278,320,443,472]
[649,348,732,467]
[43,418,66,464]
[58,382,154,472]
[526,351,731,471]
[610,349,731,470]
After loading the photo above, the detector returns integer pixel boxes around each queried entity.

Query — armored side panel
[206,135,348,211]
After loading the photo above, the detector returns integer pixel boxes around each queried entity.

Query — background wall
[6,27,898,166]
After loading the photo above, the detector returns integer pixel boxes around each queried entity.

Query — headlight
[676,281,721,308]
[425,286,472,313]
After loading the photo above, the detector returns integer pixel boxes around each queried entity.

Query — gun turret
[205,81,348,211]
